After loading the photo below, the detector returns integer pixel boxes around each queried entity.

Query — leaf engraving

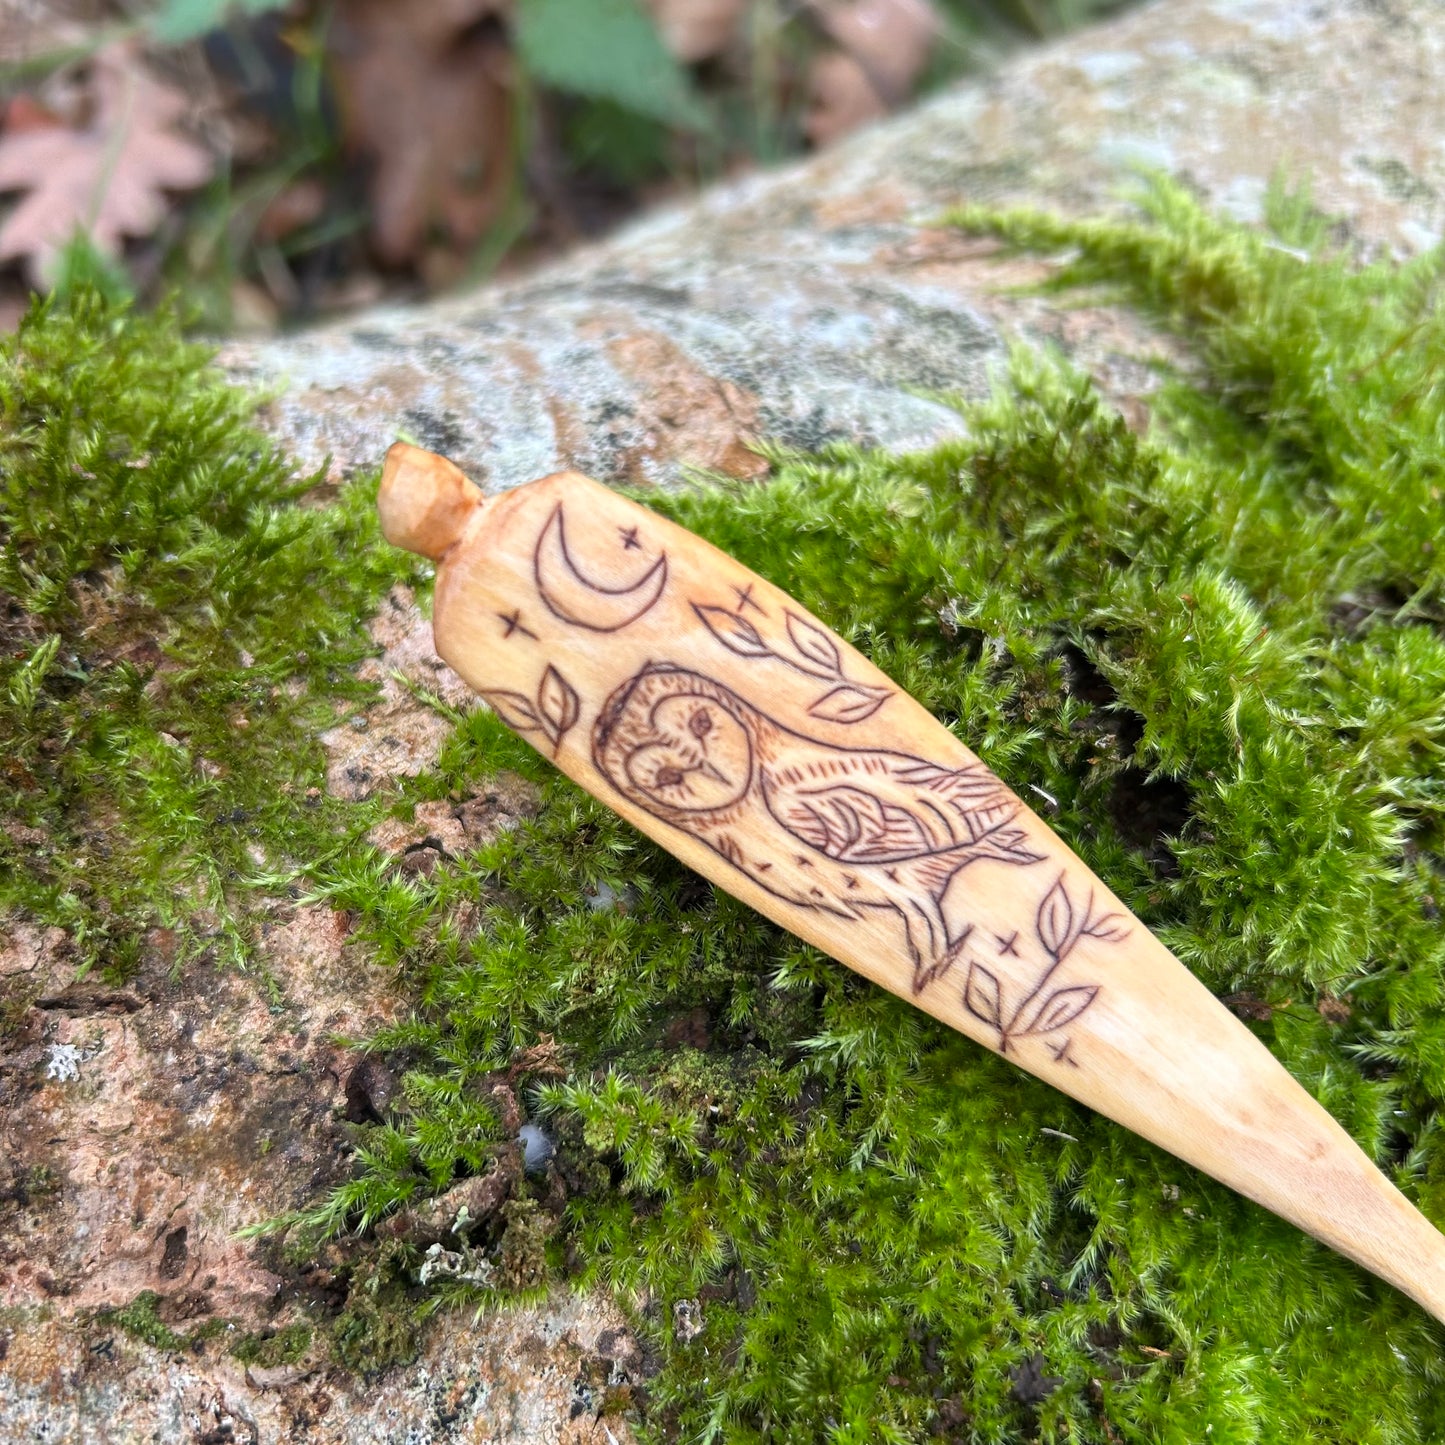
[1019,985,1099,1037]
[481,690,541,733]
[785,611,843,677]
[693,604,773,659]
[690,599,891,724]
[1036,877,1074,959]
[962,961,1003,1031]
[1083,910,1130,943]
[807,682,892,724]
[988,826,1046,865]
[537,664,581,750]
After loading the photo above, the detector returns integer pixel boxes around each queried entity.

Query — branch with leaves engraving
[479,663,581,756]
[962,876,1128,1058]
[691,601,892,723]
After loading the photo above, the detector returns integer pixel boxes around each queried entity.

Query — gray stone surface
[225,0,1445,493]
[9,0,1445,1439]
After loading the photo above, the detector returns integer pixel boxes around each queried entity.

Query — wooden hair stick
[378,441,1445,1323]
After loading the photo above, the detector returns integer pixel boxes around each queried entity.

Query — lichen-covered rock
[0,1292,638,1444]
[320,583,473,801]
[0,904,382,1315]
[224,0,1445,493]
[0,896,637,1442]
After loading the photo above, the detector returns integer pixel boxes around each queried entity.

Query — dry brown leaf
[805,49,888,147]
[0,42,213,285]
[813,0,940,117]
[646,0,748,63]
[331,0,515,268]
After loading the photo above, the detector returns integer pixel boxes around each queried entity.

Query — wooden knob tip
[378,441,482,562]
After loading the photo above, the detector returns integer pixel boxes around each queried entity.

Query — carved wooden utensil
[378,440,1445,1323]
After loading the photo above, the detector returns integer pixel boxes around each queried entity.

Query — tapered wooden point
[378,445,1445,1325]
[378,441,482,562]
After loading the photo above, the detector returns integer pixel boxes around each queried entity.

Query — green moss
[96,1291,229,1353]
[10,183,1445,1437]
[229,1321,313,1368]
[495,1194,556,1291]
[97,1292,187,1352]
[281,179,1445,1440]
[329,1246,422,1374]
[0,293,420,978]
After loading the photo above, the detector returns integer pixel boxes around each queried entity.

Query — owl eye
[689,709,714,739]
[653,766,688,789]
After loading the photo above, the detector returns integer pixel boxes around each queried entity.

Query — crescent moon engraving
[533,503,668,631]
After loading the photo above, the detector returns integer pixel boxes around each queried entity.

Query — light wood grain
[378,440,1445,1323]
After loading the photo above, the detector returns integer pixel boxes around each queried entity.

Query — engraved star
[497,609,539,641]
[733,582,764,614]
[995,931,1020,957]
[619,525,642,551]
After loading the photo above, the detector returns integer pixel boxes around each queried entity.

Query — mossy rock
[229,1321,313,1369]
[5,175,1445,1439]
[0,294,421,980]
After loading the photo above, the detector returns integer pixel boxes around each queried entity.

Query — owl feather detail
[593,663,1044,993]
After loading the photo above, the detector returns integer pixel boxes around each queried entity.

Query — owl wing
[889,760,1024,844]
[770,783,934,861]
[768,758,1041,865]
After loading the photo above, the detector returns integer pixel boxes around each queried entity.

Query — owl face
[594,666,754,816]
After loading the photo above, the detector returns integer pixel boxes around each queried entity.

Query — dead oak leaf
[645,0,748,63]
[331,0,514,268]
[805,50,888,148]
[806,0,940,146]
[821,0,940,101]
[0,43,213,285]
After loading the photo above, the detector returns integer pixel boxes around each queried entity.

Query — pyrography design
[533,503,667,631]
[592,662,1044,994]
[481,663,581,757]
[961,875,1128,1061]
[692,596,892,724]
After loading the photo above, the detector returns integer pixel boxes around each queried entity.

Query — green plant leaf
[148,0,290,45]
[514,0,707,129]
[49,233,133,305]
[562,98,672,185]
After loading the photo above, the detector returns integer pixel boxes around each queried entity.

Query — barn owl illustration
[593,663,1045,993]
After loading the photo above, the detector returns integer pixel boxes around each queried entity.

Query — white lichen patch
[417,1242,496,1288]
[672,1298,704,1343]
[44,1042,84,1082]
